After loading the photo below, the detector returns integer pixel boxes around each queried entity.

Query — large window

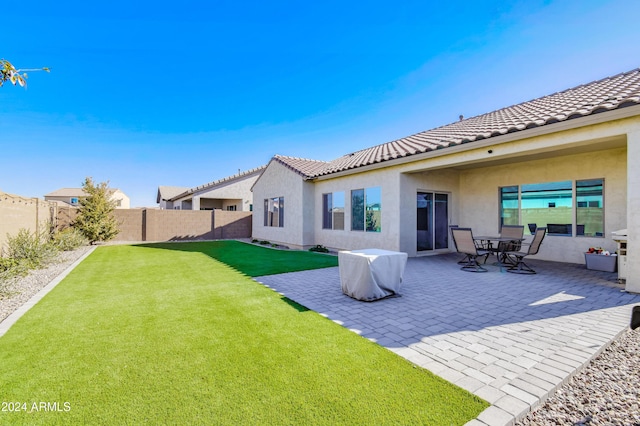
[322,192,345,230]
[263,197,284,227]
[499,179,604,237]
[522,181,572,236]
[351,187,381,232]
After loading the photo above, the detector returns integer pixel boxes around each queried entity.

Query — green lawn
[0,241,488,425]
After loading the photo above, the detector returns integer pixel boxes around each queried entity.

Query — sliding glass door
[417,192,449,252]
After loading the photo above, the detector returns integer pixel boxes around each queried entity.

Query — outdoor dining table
[473,236,525,266]
[338,249,408,301]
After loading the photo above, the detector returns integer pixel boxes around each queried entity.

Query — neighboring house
[159,166,266,211]
[252,68,640,293]
[156,186,189,209]
[45,187,130,209]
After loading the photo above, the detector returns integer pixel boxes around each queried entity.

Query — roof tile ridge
[274,154,329,164]
[183,165,267,194]
[443,67,640,125]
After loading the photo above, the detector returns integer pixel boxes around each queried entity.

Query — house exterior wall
[251,162,307,248]
[456,147,626,264]
[626,129,640,292]
[398,169,462,256]
[45,190,130,209]
[111,189,131,209]
[251,114,639,292]
[313,168,403,252]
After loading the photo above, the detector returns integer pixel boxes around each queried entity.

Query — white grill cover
[338,249,408,301]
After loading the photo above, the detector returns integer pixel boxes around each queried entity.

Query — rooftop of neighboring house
[156,186,190,203]
[273,67,640,179]
[159,165,267,203]
[45,187,124,197]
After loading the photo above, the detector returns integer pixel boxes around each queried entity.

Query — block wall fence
[1,191,252,250]
[0,192,58,252]
[112,209,252,242]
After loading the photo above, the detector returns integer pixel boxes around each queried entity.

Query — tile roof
[169,165,267,200]
[272,155,331,178]
[280,68,640,179]
[157,186,190,202]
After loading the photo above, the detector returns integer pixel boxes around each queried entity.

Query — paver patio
[256,253,640,426]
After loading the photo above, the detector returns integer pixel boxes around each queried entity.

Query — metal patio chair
[505,227,547,274]
[450,227,491,272]
[498,225,525,265]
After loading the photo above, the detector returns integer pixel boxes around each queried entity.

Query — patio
[256,253,640,426]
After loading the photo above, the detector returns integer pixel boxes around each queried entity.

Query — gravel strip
[1,246,638,425]
[517,326,640,426]
[0,246,93,323]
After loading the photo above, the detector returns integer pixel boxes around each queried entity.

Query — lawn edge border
[0,246,98,338]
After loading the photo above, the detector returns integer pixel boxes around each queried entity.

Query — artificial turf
[0,241,488,425]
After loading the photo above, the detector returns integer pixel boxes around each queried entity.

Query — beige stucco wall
[456,148,626,264]
[0,193,57,252]
[626,130,640,293]
[252,162,308,248]
[398,169,462,255]
[45,190,130,209]
[313,168,403,252]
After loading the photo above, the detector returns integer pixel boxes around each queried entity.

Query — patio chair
[450,227,491,272]
[450,225,471,264]
[498,225,524,264]
[505,227,547,274]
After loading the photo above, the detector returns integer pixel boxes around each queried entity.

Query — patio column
[626,130,640,293]
[192,197,200,211]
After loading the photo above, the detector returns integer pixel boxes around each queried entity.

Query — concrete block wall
[111,209,252,242]
[145,210,215,241]
[113,209,144,241]
[211,211,252,239]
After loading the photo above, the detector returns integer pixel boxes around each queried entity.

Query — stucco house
[45,187,130,209]
[158,166,266,211]
[252,68,640,293]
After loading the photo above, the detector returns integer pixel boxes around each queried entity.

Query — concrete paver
[256,253,640,425]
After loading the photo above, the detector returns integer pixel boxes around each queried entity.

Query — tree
[73,177,120,244]
[1,58,49,88]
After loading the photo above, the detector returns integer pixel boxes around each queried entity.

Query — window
[499,186,519,227]
[70,197,79,205]
[522,181,572,235]
[499,179,604,237]
[576,179,603,237]
[264,197,284,227]
[351,187,381,232]
[322,192,345,230]
[226,205,237,211]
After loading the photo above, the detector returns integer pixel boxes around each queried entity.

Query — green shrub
[309,245,329,253]
[0,256,29,285]
[259,240,270,245]
[0,257,19,273]
[5,228,58,270]
[52,228,89,251]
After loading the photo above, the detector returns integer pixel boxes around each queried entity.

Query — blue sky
[2,0,639,207]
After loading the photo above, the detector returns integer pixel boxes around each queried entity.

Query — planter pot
[584,253,617,272]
